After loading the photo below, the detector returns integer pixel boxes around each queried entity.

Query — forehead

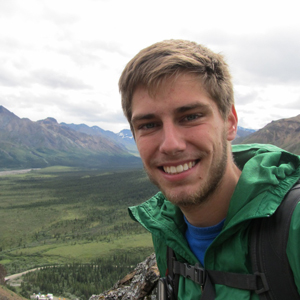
[131,73,214,115]
[146,72,205,98]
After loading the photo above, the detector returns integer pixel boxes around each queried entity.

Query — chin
[163,190,204,207]
[161,178,222,207]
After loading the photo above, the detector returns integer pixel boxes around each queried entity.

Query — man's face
[131,73,237,207]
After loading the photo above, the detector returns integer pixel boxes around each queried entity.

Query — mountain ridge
[61,123,138,155]
[233,114,300,154]
[0,106,141,169]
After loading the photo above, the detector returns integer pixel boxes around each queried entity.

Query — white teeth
[176,165,184,173]
[163,161,196,174]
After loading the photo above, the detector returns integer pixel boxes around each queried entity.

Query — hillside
[234,114,300,154]
[0,285,27,300]
[0,106,141,169]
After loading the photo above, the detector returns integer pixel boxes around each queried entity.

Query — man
[118,40,300,299]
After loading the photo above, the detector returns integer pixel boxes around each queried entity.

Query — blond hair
[119,39,234,126]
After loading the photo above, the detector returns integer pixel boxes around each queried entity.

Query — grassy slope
[0,285,28,300]
[0,167,158,275]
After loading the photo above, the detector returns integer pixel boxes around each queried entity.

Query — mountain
[60,122,117,140]
[116,130,139,156]
[0,106,141,169]
[236,126,256,139]
[117,129,134,140]
[233,114,300,154]
[61,124,139,155]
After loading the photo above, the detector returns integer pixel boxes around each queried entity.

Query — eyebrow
[175,103,210,114]
[131,102,211,124]
[131,113,156,125]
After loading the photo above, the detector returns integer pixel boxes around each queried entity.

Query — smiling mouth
[162,161,197,175]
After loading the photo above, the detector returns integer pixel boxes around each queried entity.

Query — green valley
[0,167,158,278]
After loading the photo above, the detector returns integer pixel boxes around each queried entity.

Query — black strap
[250,181,300,300]
[171,261,268,299]
[208,270,268,294]
[165,247,179,300]
[172,261,267,291]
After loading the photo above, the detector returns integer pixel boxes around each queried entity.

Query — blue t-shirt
[184,216,225,266]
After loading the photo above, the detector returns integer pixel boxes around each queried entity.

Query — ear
[226,105,238,142]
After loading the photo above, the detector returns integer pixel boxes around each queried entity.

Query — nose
[159,122,186,155]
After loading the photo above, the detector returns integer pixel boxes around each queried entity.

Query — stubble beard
[145,135,228,208]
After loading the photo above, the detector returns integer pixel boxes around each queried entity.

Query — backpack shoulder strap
[157,246,180,300]
[159,181,300,300]
[250,181,300,300]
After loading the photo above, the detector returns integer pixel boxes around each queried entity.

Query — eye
[138,122,157,130]
[183,114,201,121]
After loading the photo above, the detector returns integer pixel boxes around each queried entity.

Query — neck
[180,162,241,227]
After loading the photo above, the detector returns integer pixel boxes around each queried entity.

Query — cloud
[0,67,21,87]
[54,98,127,124]
[0,37,22,52]
[72,110,127,126]
[81,40,129,58]
[234,90,261,105]
[196,28,300,87]
[41,5,79,26]
[0,0,18,17]
[32,69,92,90]
[277,97,300,110]
[0,0,300,133]
[230,30,300,85]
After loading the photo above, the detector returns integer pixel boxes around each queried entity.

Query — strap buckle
[173,261,205,285]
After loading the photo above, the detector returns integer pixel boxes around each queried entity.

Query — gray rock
[89,253,159,300]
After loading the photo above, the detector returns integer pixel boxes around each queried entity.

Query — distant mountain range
[0,105,299,169]
[0,106,140,169]
[235,126,256,139]
[61,123,138,156]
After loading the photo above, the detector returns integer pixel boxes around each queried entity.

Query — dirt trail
[5,268,40,282]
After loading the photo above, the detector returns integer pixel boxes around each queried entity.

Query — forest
[13,249,151,299]
[0,166,159,299]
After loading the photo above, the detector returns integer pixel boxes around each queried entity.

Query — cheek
[188,128,213,147]
[188,125,212,138]
[136,140,153,161]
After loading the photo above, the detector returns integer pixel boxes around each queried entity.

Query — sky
[1,0,300,133]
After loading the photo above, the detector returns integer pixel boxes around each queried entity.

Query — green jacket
[129,144,300,299]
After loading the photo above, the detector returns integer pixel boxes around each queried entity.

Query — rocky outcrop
[89,253,159,300]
